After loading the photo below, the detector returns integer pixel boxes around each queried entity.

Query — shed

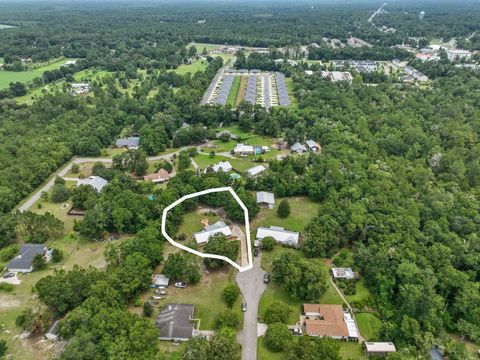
[365,342,397,357]
[256,191,275,209]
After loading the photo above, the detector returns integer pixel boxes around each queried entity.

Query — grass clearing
[173,59,208,75]
[188,42,223,53]
[356,313,381,341]
[236,75,247,106]
[338,341,367,359]
[285,78,298,108]
[0,58,71,90]
[193,153,256,172]
[345,278,373,304]
[257,336,280,360]
[177,208,220,238]
[227,76,241,107]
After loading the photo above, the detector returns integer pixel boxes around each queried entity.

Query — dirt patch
[0,294,22,309]
[235,75,247,107]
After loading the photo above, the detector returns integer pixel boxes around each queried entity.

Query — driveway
[236,254,267,360]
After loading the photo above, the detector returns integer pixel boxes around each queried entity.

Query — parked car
[155,289,167,295]
[253,248,259,257]
[174,282,187,289]
[2,272,15,279]
[241,302,247,312]
[152,295,163,300]
[263,273,270,284]
[291,328,302,336]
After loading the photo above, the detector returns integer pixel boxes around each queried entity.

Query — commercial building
[447,49,472,61]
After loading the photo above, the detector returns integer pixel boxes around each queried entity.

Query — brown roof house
[144,169,170,183]
[302,304,358,340]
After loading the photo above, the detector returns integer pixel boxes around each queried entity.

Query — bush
[71,164,80,174]
[0,244,19,262]
[223,283,240,308]
[50,184,70,203]
[215,310,240,330]
[33,253,47,271]
[51,248,64,263]
[0,339,6,358]
[261,236,276,251]
[264,323,292,352]
[264,301,291,324]
[143,302,153,317]
[277,199,290,218]
[0,283,14,292]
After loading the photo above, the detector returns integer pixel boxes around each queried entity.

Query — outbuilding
[246,165,266,177]
[365,342,397,357]
[256,191,275,209]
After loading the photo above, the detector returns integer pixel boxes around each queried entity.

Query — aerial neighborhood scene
[0,0,479,359]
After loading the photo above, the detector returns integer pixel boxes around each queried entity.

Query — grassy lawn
[251,196,320,233]
[173,59,208,75]
[177,208,220,238]
[285,78,298,108]
[207,139,238,153]
[257,337,280,360]
[74,68,112,82]
[0,58,71,90]
[345,278,372,304]
[356,313,381,341]
[32,199,77,233]
[193,153,256,172]
[319,281,344,305]
[188,42,224,53]
[64,161,103,178]
[338,341,367,360]
[227,76,241,107]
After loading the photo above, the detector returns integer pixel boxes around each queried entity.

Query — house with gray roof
[256,191,275,209]
[156,304,196,341]
[77,176,108,192]
[305,140,321,152]
[194,221,232,244]
[7,244,47,273]
[246,165,266,177]
[115,136,140,149]
[291,142,307,153]
[256,226,300,246]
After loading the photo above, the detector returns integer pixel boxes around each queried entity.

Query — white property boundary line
[161,186,253,272]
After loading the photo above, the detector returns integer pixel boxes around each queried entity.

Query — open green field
[174,59,209,75]
[227,76,241,107]
[338,341,367,359]
[177,208,220,238]
[193,153,256,172]
[0,58,70,90]
[188,42,224,53]
[74,68,112,82]
[285,78,298,108]
[251,196,320,233]
[356,313,381,340]
[345,278,373,304]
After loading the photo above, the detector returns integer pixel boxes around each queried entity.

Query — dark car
[253,248,259,257]
[263,273,270,284]
[2,272,15,279]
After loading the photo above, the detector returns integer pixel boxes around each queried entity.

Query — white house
[332,267,355,280]
[246,165,266,177]
[305,140,321,152]
[77,176,108,192]
[256,226,299,246]
[233,143,255,155]
[194,221,232,244]
[256,191,275,209]
[206,161,232,173]
[291,142,307,153]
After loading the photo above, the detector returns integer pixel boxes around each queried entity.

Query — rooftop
[256,191,275,205]
[116,136,140,147]
[7,244,47,272]
[365,342,397,353]
[304,304,349,338]
[77,176,108,192]
[156,304,195,340]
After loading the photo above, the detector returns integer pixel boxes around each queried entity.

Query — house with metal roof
[77,176,108,192]
[291,142,307,153]
[256,226,299,246]
[193,221,232,245]
[7,244,47,273]
[256,191,275,209]
[206,161,232,173]
[156,304,196,341]
[246,165,266,177]
[332,268,355,280]
[233,143,255,155]
[305,140,321,152]
[365,342,397,357]
[115,136,140,149]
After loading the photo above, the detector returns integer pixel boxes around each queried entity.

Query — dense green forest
[0,1,479,359]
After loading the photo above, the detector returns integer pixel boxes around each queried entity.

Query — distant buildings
[347,37,373,48]
[77,176,108,192]
[321,71,353,83]
[71,83,90,95]
[156,304,195,341]
[116,136,140,149]
[7,244,48,273]
[246,165,266,177]
[446,49,472,61]
[404,66,429,82]
[302,304,358,340]
[256,191,275,209]
[256,226,299,246]
[194,221,232,245]
[144,169,170,183]
[334,60,377,73]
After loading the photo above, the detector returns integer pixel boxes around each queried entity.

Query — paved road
[236,254,267,360]
[17,148,189,212]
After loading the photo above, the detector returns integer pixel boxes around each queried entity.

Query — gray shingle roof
[156,304,195,340]
[7,244,46,271]
[116,137,140,147]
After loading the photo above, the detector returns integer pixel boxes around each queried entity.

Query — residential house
[206,161,232,173]
[256,226,299,246]
[194,221,232,245]
[151,274,170,288]
[404,66,429,82]
[256,191,275,209]
[305,139,321,152]
[365,342,397,357]
[302,304,358,340]
[156,304,196,341]
[7,244,48,273]
[291,142,307,153]
[304,70,314,76]
[77,176,108,192]
[246,165,266,177]
[233,143,255,155]
[332,268,355,280]
[144,169,170,183]
[116,136,140,149]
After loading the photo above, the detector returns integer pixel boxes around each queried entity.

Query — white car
[174,282,187,289]
[152,295,163,301]
[155,289,167,295]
